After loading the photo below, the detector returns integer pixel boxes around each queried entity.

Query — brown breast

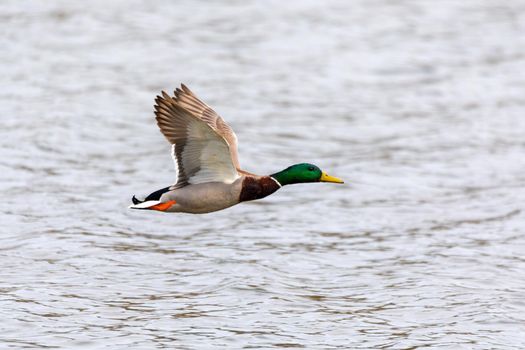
[239,176,281,202]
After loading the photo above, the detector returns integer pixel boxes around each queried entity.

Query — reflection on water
[2,0,525,348]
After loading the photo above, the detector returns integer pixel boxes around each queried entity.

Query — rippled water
[2,0,525,348]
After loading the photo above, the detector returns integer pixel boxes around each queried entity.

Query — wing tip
[173,83,193,99]
[157,84,191,103]
[161,90,171,100]
[181,83,191,93]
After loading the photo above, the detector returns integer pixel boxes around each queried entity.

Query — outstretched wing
[172,84,241,169]
[154,87,240,188]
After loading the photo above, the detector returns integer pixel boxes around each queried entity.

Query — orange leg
[149,200,177,211]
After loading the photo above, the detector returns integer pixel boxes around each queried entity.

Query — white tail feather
[128,200,161,210]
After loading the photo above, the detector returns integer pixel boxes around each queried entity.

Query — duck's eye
[308,166,315,171]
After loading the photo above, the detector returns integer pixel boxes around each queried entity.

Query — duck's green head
[270,163,344,186]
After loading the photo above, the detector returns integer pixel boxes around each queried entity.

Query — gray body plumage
[159,178,244,213]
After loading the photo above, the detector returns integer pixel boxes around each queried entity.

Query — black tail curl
[131,186,171,206]
[145,186,171,201]
[132,195,142,205]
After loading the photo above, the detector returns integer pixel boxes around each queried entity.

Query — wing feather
[154,88,240,188]
[173,84,241,169]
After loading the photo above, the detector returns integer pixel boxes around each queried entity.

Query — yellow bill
[320,171,344,184]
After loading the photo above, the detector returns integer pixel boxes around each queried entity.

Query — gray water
[2,0,525,349]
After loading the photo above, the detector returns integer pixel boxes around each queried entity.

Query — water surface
[1,0,525,348]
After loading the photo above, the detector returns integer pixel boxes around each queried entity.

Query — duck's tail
[131,195,142,205]
[129,186,172,210]
[129,196,163,210]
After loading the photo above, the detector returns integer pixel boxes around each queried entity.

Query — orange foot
[149,200,177,211]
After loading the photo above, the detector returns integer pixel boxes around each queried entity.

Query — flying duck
[130,84,343,214]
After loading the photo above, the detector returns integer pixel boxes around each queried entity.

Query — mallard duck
[130,84,343,214]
